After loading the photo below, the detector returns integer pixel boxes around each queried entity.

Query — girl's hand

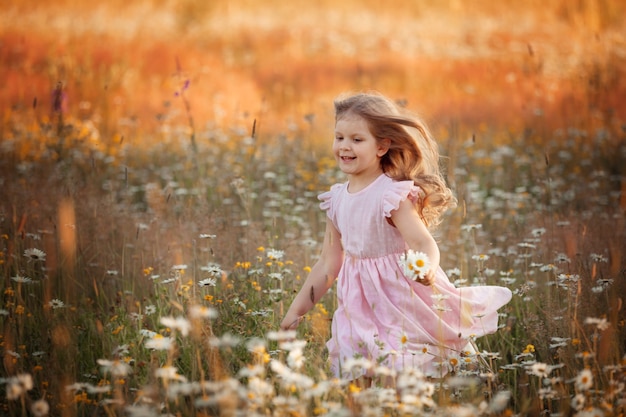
[417,269,436,286]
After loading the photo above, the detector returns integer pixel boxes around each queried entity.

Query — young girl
[280,92,512,379]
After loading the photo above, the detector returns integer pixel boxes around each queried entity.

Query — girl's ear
[377,138,391,157]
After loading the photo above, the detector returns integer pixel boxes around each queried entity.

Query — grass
[1,0,625,416]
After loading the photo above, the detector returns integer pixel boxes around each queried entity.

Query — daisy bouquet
[399,249,431,281]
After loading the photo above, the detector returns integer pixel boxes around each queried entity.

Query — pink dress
[319,173,512,378]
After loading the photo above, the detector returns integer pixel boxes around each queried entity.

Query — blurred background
[3,0,625,145]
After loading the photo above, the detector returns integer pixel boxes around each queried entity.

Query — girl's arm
[390,198,440,286]
[280,220,344,330]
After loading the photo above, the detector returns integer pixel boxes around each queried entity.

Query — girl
[280,92,512,379]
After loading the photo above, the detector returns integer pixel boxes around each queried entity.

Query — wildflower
[48,299,66,309]
[280,339,307,352]
[200,262,223,277]
[571,393,585,411]
[144,305,156,315]
[342,357,374,375]
[97,359,131,377]
[266,248,285,260]
[527,362,554,378]
[145,336,174,351]
[246,337,267,355]
[448,355,461,370]
[24,248,46,261]
[171,264,188,271]
[139,329,157,339]
[590,253,608,263]
[6,373,33,400]
[554,253,570,263]
[247,376,274,401]
[557,273,580,283]
[540,264,558,272]
[399,250,431,281]
[595,278,613,289]
[188,305,217,319]
[518,242,536,249]
[155,366,187,382]
[270,360,314,390]
[584,317,610,331]
[531,228,546,237]
[160,316,191,337]
[31,399,50,417]
[125,405,158,417]
[400,332,409,347]
[198,278,217,287]
[199,234,216,239]
[461,224,482,232]
[209,333,241,348]
[447,267,461,277]
[472,254,490,262]
[11,275,33,283]
[575,369,593,391]
[267,329,297,341]
[112,345,129,357]
[287,348,305,370]
[268,272,283,280]
[500,277,516,285]
[432,303,452,312]
[549,337,570,349]
[489,390,511,413]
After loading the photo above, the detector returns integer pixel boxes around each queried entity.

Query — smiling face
[333,114,389,187]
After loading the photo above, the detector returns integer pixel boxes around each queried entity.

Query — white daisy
[399,250,431,281]
[31,399,49,417]
[145,336,173,351]
[160,316,191,337]
[198,278,217,287]
[266,248,285,260]
[48,299,66,309]
[575,369,593,391]
[24,248,46,262]
[11,275,33,283]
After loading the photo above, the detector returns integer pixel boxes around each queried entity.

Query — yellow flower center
[416,260,425,268]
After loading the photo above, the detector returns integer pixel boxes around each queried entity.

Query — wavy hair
[334,92,456,227]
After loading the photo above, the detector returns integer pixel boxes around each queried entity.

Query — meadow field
[1,0,625,416]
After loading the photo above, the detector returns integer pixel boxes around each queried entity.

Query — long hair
[334,92,456,227]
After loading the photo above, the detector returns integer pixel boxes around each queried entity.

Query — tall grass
[1,91,624,415]
[1,1,625,416]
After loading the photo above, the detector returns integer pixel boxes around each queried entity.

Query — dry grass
[2,0,625,141]
[1,1,625,416]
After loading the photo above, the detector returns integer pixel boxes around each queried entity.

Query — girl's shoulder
[318,182,347,210]
[382,176,422,217]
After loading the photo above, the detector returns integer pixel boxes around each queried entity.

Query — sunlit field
[1,0,625,416]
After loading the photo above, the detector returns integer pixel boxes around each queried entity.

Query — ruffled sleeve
[318,183,343,214]
[382,180,421,218]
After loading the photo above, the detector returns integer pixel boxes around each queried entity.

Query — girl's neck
[347,169,384,193]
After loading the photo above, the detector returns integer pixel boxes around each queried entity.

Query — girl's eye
[335,136,343,141]
[353,138,362,142]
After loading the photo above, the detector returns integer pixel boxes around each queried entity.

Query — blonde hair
[334,92,456,227]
